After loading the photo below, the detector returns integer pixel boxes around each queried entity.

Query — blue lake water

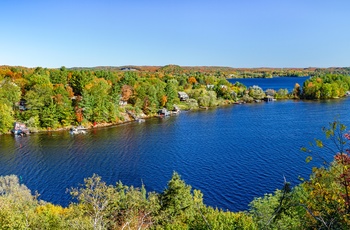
[1,78,350,212]
[228,76,309,91]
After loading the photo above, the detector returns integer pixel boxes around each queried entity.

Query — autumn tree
[188,76,197,85]
[134,81,159,114]
[302,74,350,99]
[292,83,301,99]
[121,85,133,103]
[299,121,350,228]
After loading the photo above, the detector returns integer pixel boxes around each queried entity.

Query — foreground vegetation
[1,65,350,134]
[1,122,350,229]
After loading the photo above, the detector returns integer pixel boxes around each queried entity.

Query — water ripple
[0,98,350,211]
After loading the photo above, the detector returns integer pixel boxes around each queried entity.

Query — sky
[1,0,350,68]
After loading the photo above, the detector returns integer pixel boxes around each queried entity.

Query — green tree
[250,188,303,229]
[69,70,94,95]
[275,88,289,99]
[145,84,160,113]
[81,78,113,123]
[71,174,112,230]
[0,78,21,110]
[24,83,55,126]
[248,86,265,99]
[165,79,179,110]
[0,175,38,229]
[159,172,198,227]
[40,102,59,129]
[49,69,68,85]
[53,84,74,126]
[24,83,54,111]
[200,208,257,230]
[118,71,137,88]
[24,73,51,90]
[331,82,340,98]
[0,103,14,134]
[320,83,332,99]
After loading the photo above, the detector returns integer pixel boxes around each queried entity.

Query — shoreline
[6,103,229,136]
[7,96,350,136]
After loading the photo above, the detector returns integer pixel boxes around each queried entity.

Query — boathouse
[264,95,275,102]
[11,122,30,135]
[158,108,170,116]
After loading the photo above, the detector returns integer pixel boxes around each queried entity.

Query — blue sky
[1,0,349,68]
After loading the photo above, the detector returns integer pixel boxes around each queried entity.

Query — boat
[70,125,87,134]
[171,106,181,114]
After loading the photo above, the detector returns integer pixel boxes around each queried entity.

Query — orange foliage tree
[188,76,197,85]
[75,107,83,123]
[121,85,133,102]
[161,95,167,107]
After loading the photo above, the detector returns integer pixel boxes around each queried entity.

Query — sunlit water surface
[1,77,349,212]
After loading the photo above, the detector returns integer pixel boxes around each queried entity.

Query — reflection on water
[0,98,350,211]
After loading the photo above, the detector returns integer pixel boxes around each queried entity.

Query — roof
[178,92,188,96]
[158,108,168,112]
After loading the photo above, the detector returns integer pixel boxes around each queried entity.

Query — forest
[1,65,350,134]
[0,122,350,229]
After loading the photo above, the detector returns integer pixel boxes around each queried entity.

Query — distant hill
[2,65,350,78]
[67,65,350,77]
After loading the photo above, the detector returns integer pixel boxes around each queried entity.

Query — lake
[0,77,350,212]
[228,76,309,91]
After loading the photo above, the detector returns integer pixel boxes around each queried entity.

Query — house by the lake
[206,84,215,90]
[178,92,189,101]
[18,99,27,111]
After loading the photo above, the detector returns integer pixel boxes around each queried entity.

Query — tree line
[0,66,243,134]
[70,65,350,78]
[1,65,350,134]
[301,74,350,99]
